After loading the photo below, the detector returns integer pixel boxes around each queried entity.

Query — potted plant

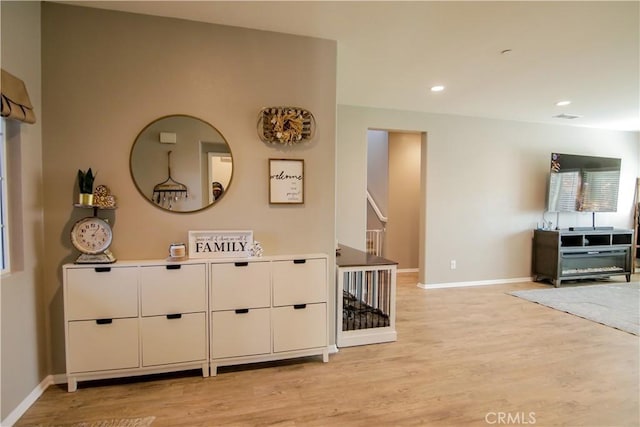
[77,168,95,205]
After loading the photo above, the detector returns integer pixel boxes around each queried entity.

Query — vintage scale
[70,198,117,264]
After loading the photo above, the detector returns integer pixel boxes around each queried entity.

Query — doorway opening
[366,129,425,273]
[207,152,232,204]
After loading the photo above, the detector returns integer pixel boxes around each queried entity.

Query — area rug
[510,283,640,335]
[44,417,155,427]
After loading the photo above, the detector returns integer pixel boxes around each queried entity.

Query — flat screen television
[547,153,621,212]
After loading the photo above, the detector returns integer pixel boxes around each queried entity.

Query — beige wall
[1,1,46,422]
[41,3,336,375]
[337,105,639,285]
[387,132,421,269]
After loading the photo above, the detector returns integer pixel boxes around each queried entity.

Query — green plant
[77,168,95,194]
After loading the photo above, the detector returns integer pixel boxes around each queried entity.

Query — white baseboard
[51,373,67,385]
[1,375,55,427]
[327,344,339,354]
[417,277,533,289]
[338,330,397,348]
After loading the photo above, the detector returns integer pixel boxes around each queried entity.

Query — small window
[1,118,8,272]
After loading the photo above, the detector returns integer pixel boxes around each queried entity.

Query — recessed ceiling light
[430,85,445,92]
[555,100,572,107]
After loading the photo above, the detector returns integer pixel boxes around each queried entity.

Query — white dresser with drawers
[63,254,328,391]
[210,256,328,375]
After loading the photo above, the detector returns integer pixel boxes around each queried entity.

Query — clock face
[70,217,113,255]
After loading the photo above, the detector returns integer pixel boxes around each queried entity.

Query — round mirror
[130,115,233,212]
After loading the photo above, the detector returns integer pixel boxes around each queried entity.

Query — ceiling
[58,1,639,131]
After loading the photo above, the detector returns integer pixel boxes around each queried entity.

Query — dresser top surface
[63,253,328,269]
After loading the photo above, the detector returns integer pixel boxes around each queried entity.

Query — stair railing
[366,190,387,256]
[367,190,388,224]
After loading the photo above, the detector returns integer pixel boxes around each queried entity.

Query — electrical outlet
[450,260,456,270]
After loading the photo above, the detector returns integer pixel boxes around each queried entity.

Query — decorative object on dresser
[70,217,115,264]
[168,242,187,261]
[336,244,397,347]
[62,254,329,391]
[257,106,315,145]
[71,190,117,264]
[77,167,96,206]
[249,241,263,257]
[269,158,304,204]
[532,228,633,287]
[188,230,253,259]
[93,184,117,208]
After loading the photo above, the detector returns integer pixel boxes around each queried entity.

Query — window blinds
[548,171,580,211]
[581,169,620,211]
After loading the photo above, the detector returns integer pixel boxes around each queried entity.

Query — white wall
[337,105,639,285]
[0,1,46,422]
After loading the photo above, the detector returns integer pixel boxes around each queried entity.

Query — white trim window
[0,118,9,273]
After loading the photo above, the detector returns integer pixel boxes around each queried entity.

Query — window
[1,118,8,272]
[581,169,621,212]
[548,170,581,211]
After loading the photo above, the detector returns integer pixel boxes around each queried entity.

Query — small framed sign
[188,230,253,259]
[269,158,304,204]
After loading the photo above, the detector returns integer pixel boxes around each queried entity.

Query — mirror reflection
[130,115,232,212]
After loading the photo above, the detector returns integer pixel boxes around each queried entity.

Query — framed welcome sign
[269,158,304,204]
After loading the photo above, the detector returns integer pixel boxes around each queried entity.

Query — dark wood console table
[532,228,633,287]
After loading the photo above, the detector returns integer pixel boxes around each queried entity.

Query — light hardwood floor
[15,273,639,426]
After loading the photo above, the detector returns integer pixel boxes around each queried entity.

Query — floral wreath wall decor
[257,106,316,145]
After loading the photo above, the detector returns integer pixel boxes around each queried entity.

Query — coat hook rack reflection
[152,150,188,210]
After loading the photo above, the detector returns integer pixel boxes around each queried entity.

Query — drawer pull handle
[293,304,307,310]
[293,259,306,264]
[95,318,113,325]
[234,262,249,267]
[166,313,182,319]
[166,264,182,270]
[235,308,250,314]
[94,267,111,273]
